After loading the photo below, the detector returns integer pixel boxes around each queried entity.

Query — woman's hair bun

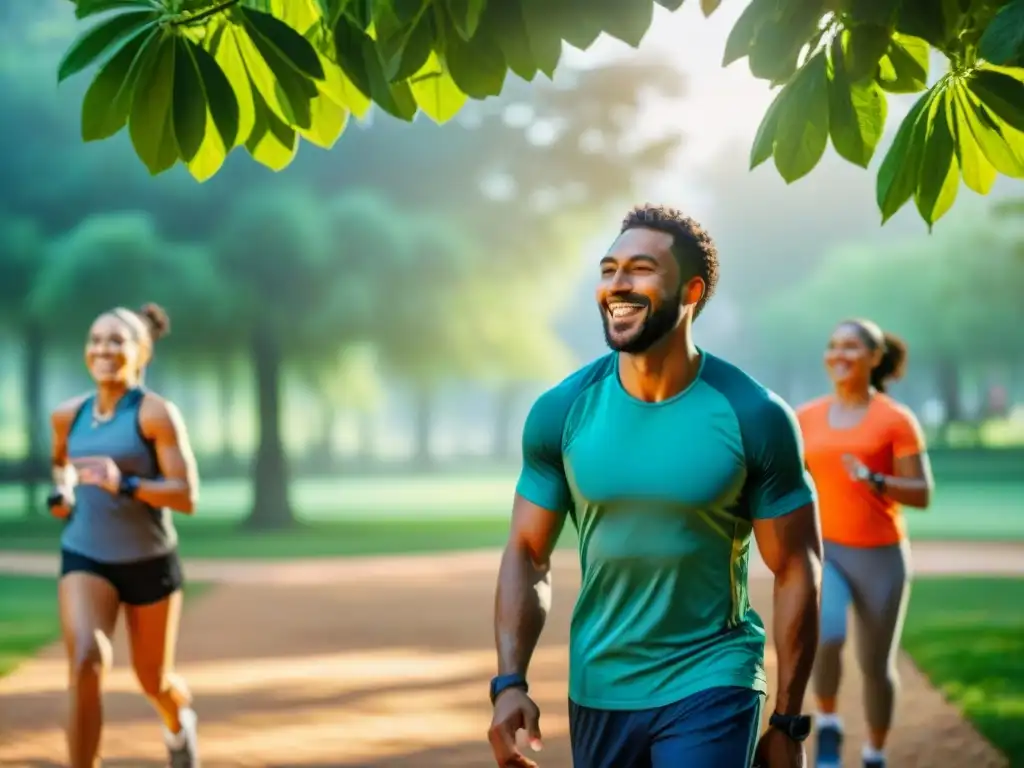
[137,302,171,342]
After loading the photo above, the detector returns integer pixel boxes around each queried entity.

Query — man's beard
[602,298,681,354]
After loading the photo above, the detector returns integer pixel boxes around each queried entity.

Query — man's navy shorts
[568,685,764,768]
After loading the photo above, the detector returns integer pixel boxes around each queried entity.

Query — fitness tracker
[854,464,887,494]
[489,673,528,704]
[768,712,812,742]
[118,475,142,498]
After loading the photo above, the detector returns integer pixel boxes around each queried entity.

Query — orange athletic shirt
[797,394,926,548]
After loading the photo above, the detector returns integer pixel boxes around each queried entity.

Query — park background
[0,0,1022,765]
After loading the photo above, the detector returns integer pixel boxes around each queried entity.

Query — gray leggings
[812,540,911,731]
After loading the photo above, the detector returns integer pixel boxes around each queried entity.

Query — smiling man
[487,205,823,768]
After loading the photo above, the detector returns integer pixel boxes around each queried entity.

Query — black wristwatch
[768,712,812,742]
[46,490,67,509]
[867,471,887,494]
[118,475,141,498]
[855,465,887,495]
[489,673,528,704]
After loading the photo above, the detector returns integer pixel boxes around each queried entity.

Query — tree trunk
[245,324,295,529]
[21,322,45,517]
[491,383,518,463]
[216,359,236,467]
[413,387,434,469]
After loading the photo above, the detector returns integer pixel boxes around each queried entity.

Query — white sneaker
[164,707,200,768]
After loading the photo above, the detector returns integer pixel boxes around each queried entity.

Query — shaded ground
[0,543,1017,767]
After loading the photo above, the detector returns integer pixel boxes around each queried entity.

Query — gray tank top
[61,387,178,563]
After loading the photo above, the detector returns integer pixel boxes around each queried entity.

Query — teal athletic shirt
[516,350,816,710]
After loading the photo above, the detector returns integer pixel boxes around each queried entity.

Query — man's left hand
[753,726,806,768]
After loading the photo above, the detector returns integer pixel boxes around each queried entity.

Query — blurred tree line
[750,201,1024,451]
[0,3,685,526]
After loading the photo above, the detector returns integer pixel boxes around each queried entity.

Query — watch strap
[768,712,812,742]
[118,475,141,498]
[489,673,528,705]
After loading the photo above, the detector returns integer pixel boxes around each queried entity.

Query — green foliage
[58,0,1024,226]
[28,211,224,350]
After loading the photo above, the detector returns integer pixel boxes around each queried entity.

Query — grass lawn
[0,475,1020,558]
[903,577,1024,767]
[0,575,60,677]
[0,575,209,678]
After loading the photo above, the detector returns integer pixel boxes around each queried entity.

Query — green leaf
[332,15,373,96]
[748,0,826,84]
[655,0,685,9]
[479,0,538,80]
[914,89,958,227]
[846,0,899,26]
[842,25,892,82]
[58,9,158,82]
[875,88,933,222]
[239,18,317,129]
[389,0,425,24]
[246,87,299,170]
[520,0,564,77]
[595,0,656,48]
[299,90,349,148]
[700,0,722,17]
[410,51,467,123]
[556,0,604,51]
[240,6,325,80]
[895,0,948,48]
[445,0,484,40]
[129,31,179,175]
[319,58,372,118]
[877,34,929,94]
[171,36,208,163]
[722,0,772,66]
[190,38,240,149]
[954,85,1024,177]
[74,0,158,20]
[213,24,257,148]
[361,44,418,120]
[187,112,228,182]
[268,0,323,34]
[968,67,1024,133]
[750,85,787,169]
[828,36,887,167]
[978,0,1024,66]
[442,9,507,98]
[949,82,997,195]
[80,24,158,141]
[773,50,830,183]
[376,8,433,82]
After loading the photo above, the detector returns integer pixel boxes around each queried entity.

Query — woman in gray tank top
[47,302,201,768]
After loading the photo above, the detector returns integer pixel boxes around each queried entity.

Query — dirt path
[0,543,1018,767]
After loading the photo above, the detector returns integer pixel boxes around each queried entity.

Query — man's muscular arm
[754,505,823,715]
[748,393,822,718]
[494,497,565,677]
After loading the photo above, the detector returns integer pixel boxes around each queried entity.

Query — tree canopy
[59,0,1024,228]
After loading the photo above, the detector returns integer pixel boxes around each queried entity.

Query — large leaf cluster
[59,0,1024,226]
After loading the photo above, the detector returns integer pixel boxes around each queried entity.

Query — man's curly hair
[620,204,719,318]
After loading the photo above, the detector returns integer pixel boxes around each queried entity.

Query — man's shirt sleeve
[746,393,817,520]
[514,387,573,514]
